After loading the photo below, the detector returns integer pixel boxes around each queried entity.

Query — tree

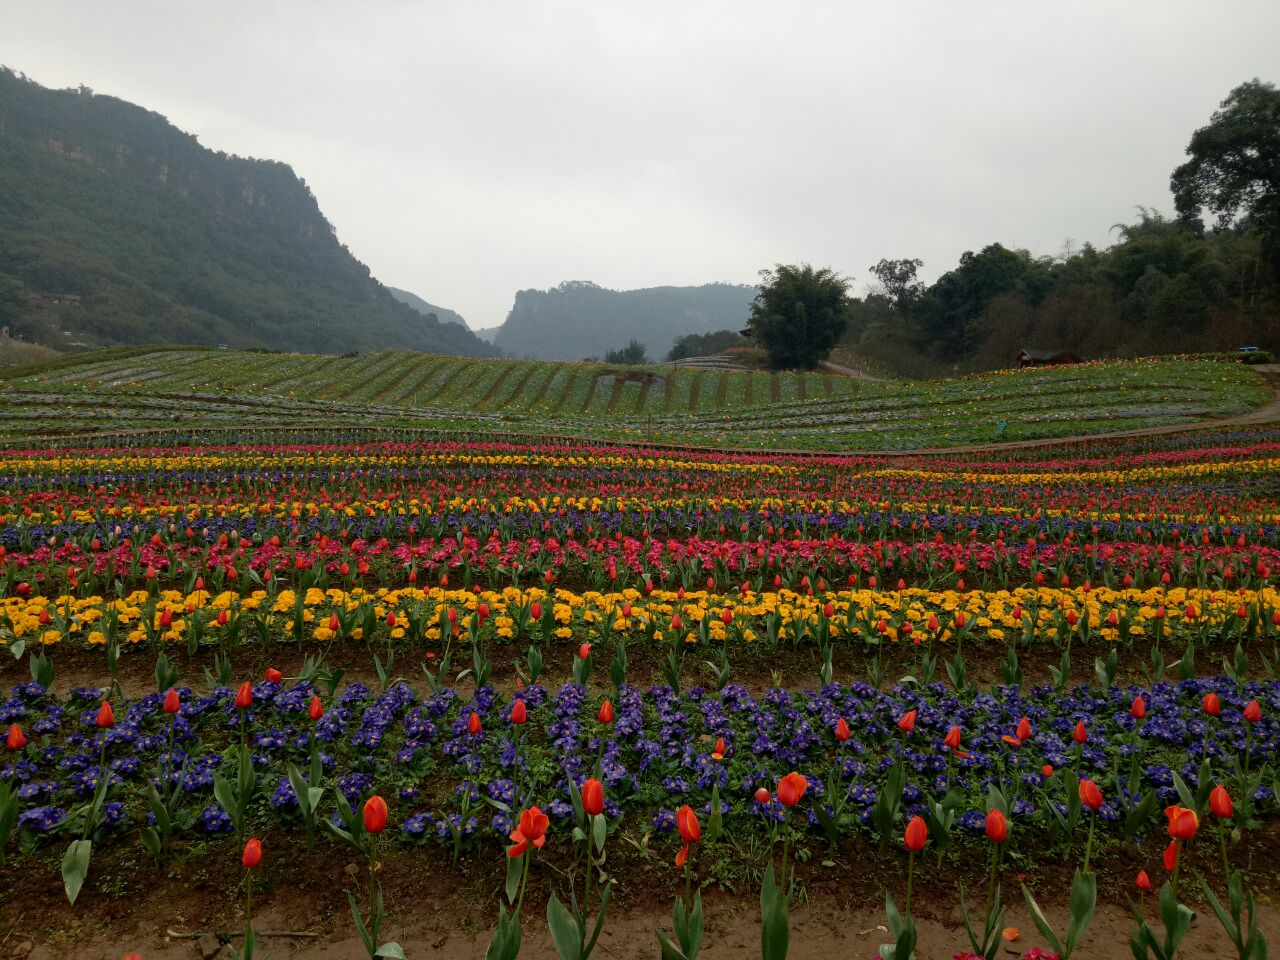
[1172,79,1280,260]
[869,258,924,309]
[747,264,851,370]
[605,339,649,364]
[666,329,746,361]
[911,244,1040,358]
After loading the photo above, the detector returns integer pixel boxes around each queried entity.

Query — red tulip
[507,807,550,858]
[1131,695,1146,720]
[1041,764,1054,778]
[468,712,482,735]
[581,778,605,817]
[510,699,527,725]
[96,701,115,728]
[1136,870,1151,892]
[242,837,262,869]
[676,804,702,843]
[720,608,733,625]
[1015,716,1032,741]
[1244,700,1262,724]
[754,787,771,804]
[597,700,615,724]
[1210,785,1233,819]
[943,725,967,757]
[835,717,851,742]
[985,808,1008,843]
[578,643,591,660]
[897,710,917,734]
[328,614,340,632]
[712,737,726,760]
[234,681,253,710]
[1163,839,1179,871]
[1203,692,1221,717]
[777,772,808,808]
[530,601,542,619]
[6,724,25,750]
[364,795,388,834]
[1165,805,1199,841]
[1079,778,1103,810]
[904,815,928,852]
[1072,721,1088,744]
[302,695,322,722]
[163,689,181,714]
[264,667,283,684]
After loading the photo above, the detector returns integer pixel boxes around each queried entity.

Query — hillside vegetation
[0,348,1268,451]
[0,69,497,358]
[494,280,756,360]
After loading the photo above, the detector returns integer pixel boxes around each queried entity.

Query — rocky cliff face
[0,68,497,357]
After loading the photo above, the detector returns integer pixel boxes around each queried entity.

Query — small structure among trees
[1014,347,1080,368]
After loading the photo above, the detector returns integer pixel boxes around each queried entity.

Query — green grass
[0,349,1270,450]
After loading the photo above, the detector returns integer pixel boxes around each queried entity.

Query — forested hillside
[494,280,756,360]
[0,69,497,357]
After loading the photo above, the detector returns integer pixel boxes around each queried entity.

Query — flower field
[2,419,1280,958]
[0,348,1270,450]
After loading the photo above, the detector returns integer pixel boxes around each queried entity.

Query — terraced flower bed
[2,420,1279,958]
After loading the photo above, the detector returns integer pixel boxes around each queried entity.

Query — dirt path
[819,358,885,382]
[17,883,1280,959]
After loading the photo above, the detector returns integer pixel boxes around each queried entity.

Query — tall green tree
[747,264,850,370]
[869,258,924,309]
[1172,79,1280,261]
[604,339,649,364]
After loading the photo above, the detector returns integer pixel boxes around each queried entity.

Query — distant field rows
[0,348,1270,451]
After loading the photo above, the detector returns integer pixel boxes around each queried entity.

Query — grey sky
[5,0,1278,330]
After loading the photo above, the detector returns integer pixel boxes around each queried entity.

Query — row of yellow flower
[3,585,1276,649]
[2,450,1276,488]
[0,451,792,476]
[9,495,1278,527]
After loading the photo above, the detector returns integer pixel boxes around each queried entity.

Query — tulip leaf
[592,812,607,854]
[61,838,92,905]
[546,891,582,960]
[375,944,407,959]
[656,930,691,960]
[1021,883,1065,956]
[1171,771,1196,812]
[504,851,523,905]
[1065,868,1097,954]
[760,863,790,960]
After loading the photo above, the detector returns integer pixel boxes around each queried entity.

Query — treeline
[0,68,497,357]
[844,213,1278,376]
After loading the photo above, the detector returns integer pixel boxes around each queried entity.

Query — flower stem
[1219,820,1231,881]
[1082,811,1096,874]
[905,850,915,916]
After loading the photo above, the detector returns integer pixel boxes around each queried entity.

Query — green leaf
[505,851,523,905]
[760,863,790,960]
[656,930,691,960]
[1171,771,1196,812]
[1065,869,1097,953]
[62,838,92,905]
[375,944,407,959]
[547,891,583,960]
[1021,883,1065,956]
[591,813,606,855]
[347,889,376,954]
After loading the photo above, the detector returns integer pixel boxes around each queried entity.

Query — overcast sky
[5,1,1279,330]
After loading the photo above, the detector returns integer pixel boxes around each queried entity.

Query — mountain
[0,68,497,357]
[387,287,469,329]
[493,280,757,360]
